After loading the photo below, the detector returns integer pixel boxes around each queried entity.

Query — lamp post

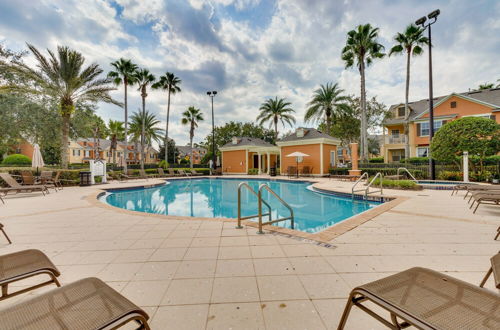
[416,9,440,180]
[207,91,217,173]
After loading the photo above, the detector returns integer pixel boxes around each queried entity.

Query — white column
[319,143,324,175]
[267,152,270,174]
[463,151,469,182]
[258,153,261,174]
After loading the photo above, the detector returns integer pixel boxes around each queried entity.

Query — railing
[236,182,272,229]
[257,184,294,234]
[397,167,417,181]
[385,135,407,144]
[365,172,383,198]
[351,172,369,198]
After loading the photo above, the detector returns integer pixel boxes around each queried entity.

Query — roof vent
[232,137,239,145]
[296,128,305,138]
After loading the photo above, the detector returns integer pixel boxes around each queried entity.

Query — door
[253,155,258,168]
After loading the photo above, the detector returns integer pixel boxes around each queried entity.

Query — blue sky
[0,0,499,145]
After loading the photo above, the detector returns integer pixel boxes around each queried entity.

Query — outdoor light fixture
[415,9,440,180]
[207,91,217,173]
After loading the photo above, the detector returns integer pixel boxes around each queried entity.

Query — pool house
[219,137,280,174]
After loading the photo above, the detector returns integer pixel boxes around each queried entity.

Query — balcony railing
[385,135,407,144]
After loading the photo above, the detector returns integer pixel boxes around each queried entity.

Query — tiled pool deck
[0,176,498,329]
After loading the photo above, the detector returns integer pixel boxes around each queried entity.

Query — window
[417,147,429,157]
[84,150,90,157]
[450,101,457,108]
[337,148,343,157]
[391,129,400,137]
[330,151,336,167]
[397,107,405,117]
[419,120,444,136]
[391,150,405,162]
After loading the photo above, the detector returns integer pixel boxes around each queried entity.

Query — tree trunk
[360,60,368,161]
[189,124,194,169]
[326,110,331,135]
[404,50,411,159]
[165,89,171,164]
[123,80,128,173]
[274,116,278,140]
[60,113,71,169]
[140,90,146,171]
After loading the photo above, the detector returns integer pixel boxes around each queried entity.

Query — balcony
[385,135,407,144]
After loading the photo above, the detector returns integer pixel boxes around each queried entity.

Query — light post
[207,91,217,173]
[416,9,440,180]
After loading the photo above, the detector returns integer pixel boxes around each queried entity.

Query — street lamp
[416,9,440,180]
[207,90,217,173]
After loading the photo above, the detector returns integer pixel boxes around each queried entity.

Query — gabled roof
[278,128,340,144]
[220,137,275,149]
[384,87,500,125]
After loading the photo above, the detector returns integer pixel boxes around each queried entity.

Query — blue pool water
[101,178,381,233]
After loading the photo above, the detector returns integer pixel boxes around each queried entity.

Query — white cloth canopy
[31,144,45,168]
[285,151,310,158]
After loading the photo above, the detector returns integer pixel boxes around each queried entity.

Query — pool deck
[0,175,499,329]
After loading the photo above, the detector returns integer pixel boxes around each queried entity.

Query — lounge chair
[338,266,500,329]
[462,185,500,199]
[178,169,190,177]
[168,168,180,177]
[0,249,60,301]
[300,166,312,177]
[40,170,63,190]
[480,252,500,289]
[0,223,11,244]
[190,169,203,176]
[287,166,298,178]
[0,173,49,196]
[469,191,500,213]
[0,277,151,329]
[119,170,139,181]
[329,174,360,182]
[157,168,168,177]
[139,169,153,179]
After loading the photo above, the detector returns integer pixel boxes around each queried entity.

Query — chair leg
[1,228,12,244]
[495,228,500,241]
[337,293,356,330]
[480,267,493,287]
[473,202,481,214]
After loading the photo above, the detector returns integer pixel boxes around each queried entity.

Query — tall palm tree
[181,106,204,169]
[305,83,348,134]
[129,110,164,147]
[341,24,385,161]
[152,72,182,165]
[478,83,494,90]
[389,24,428,158]
[107,119,124,164]
[108,58,138,173]
[133,68,156,170]
[0,44,119,168]
[257,97,296,139]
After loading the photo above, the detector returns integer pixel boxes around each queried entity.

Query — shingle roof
[384,88,500,125]
[177,146,207,155]
[278,128,338,142]
[220,137,275,148]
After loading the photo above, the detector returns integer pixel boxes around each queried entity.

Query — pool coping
[88,176,409,244]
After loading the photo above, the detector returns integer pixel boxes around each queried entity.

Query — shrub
[437,171,463,181]
[329,168,349,175]
[371,178,421,190]
[158,160,168,169]
[404,157,429,164]
[360,168,425,179]
[248,168,259,175]
[2,154,31,166]
[484,155,500,165]
[368,157,384,163]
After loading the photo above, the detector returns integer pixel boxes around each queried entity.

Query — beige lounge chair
[168,168,180,177]
[0,223,11,244]
[190,169,202,176]
[0,173,49,196]
[480,252,500,289]
[139,169,152,179]
[157,168,168,177]
[462,185,500,199]
[0,277,150,329]
[338,266,500,329]
[178,169,190,177]
[40,170,63,190]
[469,192,500,213]
[0,249,60,301]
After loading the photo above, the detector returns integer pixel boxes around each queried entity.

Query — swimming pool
[101,178,381,233]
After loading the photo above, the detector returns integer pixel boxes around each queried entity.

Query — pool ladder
[236,182,294,234]
[351,172,383,199]
[397,167,417,181]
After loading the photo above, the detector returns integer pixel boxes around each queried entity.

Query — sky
[0,0,499,146]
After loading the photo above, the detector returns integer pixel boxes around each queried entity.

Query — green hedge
[371,178,422,190]
[403,157,429,164]
[437,171,463,181]
[368,157,384,163]
[2,154,31,166]
[361,168,425,179]
[329,168,349,175]
[248,168,259,175]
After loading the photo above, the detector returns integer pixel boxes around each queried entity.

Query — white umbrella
[286,151,309,178]
[32,143,44,175]
[216,156,220,167]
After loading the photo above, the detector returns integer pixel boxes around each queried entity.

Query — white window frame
[417,147,429,157]
[419,120,444,137]
[330,151,336,167]
[391,129,400,137]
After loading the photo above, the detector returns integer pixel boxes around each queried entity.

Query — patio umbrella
[31,143,44,175]
[286,151,309,178]
[216,156,220,167]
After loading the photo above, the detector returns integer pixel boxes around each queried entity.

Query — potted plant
[492,173,500,184]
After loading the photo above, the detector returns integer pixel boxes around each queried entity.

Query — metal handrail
[365,172,383,198]
[351,172,369,198]
[236,182,272,229]
[257,184,294,234]
[397,167,417,181]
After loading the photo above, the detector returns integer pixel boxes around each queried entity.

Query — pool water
[102,178,381,233]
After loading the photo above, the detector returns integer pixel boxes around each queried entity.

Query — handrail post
[257,189,264,234]
[236,185,243,229]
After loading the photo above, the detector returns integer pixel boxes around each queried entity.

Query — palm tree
[478,83,494,90]
[181,106,204,169]
[133,68,156,171]
[1,44,119,168]
[305,83,348,134]
[341,24,385,161]
[389,24,429,158]
[257,97,296,139]
[107,120,124,164]
[152,72,182,165]
[108,58,138,173]
[129,110,164,147]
